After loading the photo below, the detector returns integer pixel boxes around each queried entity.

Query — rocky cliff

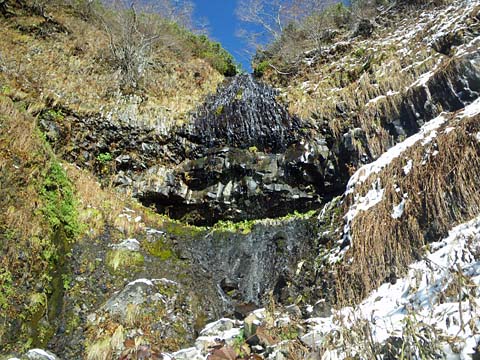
[1,0,480,359]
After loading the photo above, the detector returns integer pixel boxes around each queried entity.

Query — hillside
[1,0,480,359]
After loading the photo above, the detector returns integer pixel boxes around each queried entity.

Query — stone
[103,279,159,317]
[109,238,140,252]
[244,313,262,339]
[284,304,302,318]
[311,299,332,318]
[200,318,237,336]
[25,349,59,360]
[354,19,374,38]
[170,347,204,360]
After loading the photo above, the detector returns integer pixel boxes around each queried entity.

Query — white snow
[461,97,480,118]
[366,95,386,105]
[302,215,480,359]
[476,132,480,142]
[127,278,177,287]
[391,198,406,219]
[26,349,57,360]
[411,70,434,88]
[347,98,480,194]
[341,179,384,253]
[403,159,413,175]
[346,113,446,193]
[127,278,154,286]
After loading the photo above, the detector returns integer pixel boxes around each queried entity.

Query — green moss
[40,161,81,240]
[163,221,206,239]
[353,47,367,58]
[214,104,224,116]
[235,89,244,100]
[144,239,174,261]
[0,85,12,95]
[0,269,13,311]
[106,250,144,274]
[279,326,299,341]
[96,152,113,164]
[212,219,255,235]
[41,108,65,122]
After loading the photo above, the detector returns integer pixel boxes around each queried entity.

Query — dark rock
[184,74,302,153]
[431,30,465,55]
[354,19,375,38]
[310,299,332,318]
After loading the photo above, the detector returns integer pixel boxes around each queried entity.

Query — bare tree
[236,0,291,48]
[99,0,194,92]
[236,0,340,52]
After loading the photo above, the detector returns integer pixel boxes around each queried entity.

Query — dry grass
[263,2,463,170]
[0,3,224,129]
[0,94,53,349]
[334,113,480,305]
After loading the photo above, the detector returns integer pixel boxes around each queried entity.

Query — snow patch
[343,179,384,249]
[391,197,406,219]
[403,159,413,175]
[303,214,480,359]
[346,113,447,193]
[461,97,480,118]
[26,349,57,360]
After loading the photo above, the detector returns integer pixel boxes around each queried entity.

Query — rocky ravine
[6,0,480,359]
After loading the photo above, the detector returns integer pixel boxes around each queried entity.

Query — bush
[253,60,270,77]
[189,34,238,76]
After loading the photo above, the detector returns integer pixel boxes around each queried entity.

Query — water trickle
[184,74,303,153]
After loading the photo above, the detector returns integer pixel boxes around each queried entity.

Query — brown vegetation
[0,0,226,127]
[334,112,480,305]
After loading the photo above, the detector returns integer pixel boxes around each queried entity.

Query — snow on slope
[318,98,480,264]
[303,214,480,359]
[346,97,480,194]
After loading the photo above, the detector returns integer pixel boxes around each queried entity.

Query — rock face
[184,74,302,153]
[127,74,344,225]
[132,142,336,225]
[177,216,319,312]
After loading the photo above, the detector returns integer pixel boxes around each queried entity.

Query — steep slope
[160,1,480,359]
[2,0,480,359]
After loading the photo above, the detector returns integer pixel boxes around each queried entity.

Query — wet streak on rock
[182,74,303,154]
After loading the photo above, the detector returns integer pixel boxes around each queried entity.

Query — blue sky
[192,0,253,72]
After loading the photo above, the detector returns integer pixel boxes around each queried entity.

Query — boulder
[25,349,59,360]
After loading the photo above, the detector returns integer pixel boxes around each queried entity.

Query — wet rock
[25,349,59,360]
[354,19,375,38]
[178,217,318,306]
[134,145,331,225]
[185,74,302,153]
